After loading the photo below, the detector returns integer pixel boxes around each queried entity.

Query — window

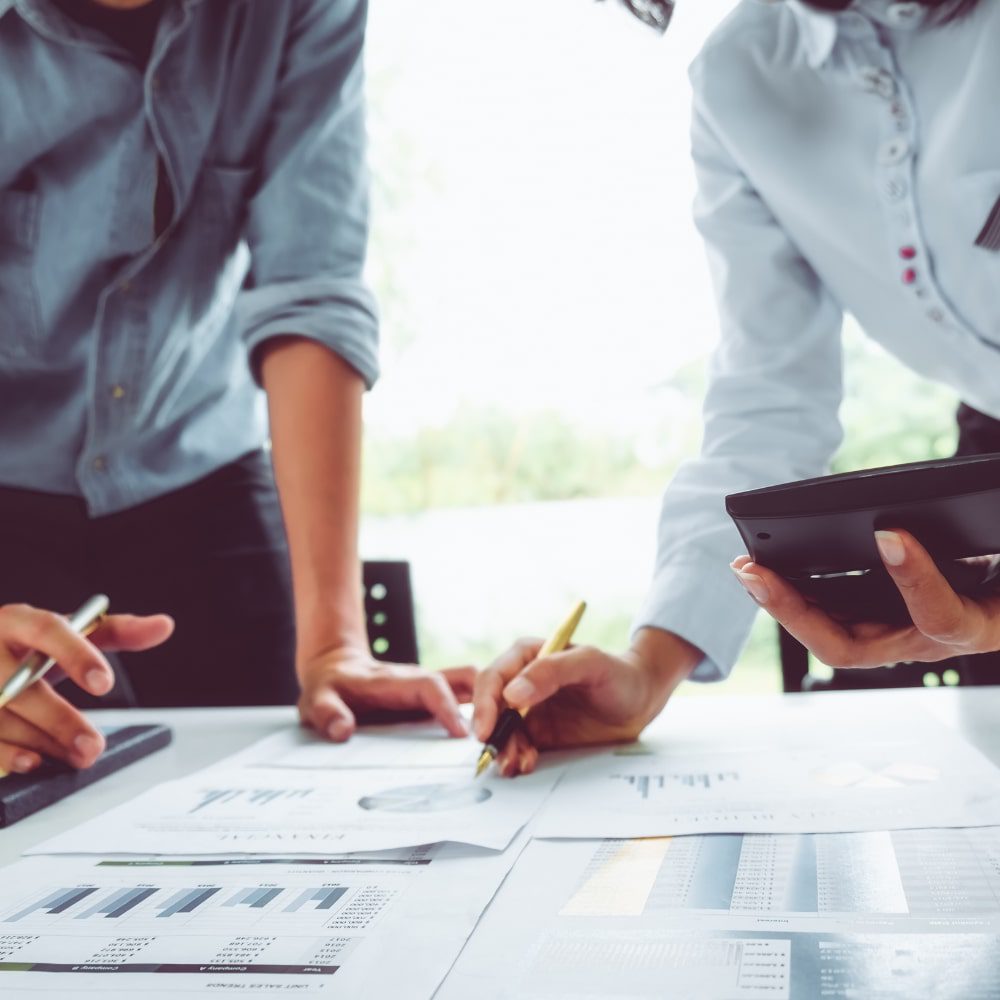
[360,1,958,693]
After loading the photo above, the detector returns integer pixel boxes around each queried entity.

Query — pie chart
[811,761,940,789]
[358,783,492,813]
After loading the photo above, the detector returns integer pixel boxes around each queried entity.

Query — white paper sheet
[531,727,1000,839]
[0,838,525,999]
[436,830,1000,1000]
[225,721,479,771]
[28,762,561,856]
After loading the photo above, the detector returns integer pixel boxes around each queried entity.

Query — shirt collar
[784,1,841,69]
[783,1,930,70]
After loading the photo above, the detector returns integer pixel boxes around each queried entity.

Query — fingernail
[733,568,769,604]
[85,668,112,696]
[73,733,103,759]
[451,713,469,736]
[504,677,535,706]
[327,719,352,742]
[12,753,36,773]
[875,530,906,567]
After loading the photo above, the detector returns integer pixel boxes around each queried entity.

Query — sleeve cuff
[630,558,761,683]
[236,276,380,389]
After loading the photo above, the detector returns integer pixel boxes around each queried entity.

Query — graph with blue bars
[5,881,353,925]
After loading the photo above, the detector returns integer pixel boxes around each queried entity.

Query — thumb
[300,685,357,743]
[502,646,606,712]
[90,614,175,652]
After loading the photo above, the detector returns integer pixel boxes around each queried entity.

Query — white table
[3,686,998,866]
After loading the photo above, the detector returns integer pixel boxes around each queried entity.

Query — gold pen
[0,594,110,710]
[475,600,586,778]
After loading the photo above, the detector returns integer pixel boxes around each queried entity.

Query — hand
[731,528,1000,667]
[0,605,174,775]
[471,628,699,777]
[297,644,477,742]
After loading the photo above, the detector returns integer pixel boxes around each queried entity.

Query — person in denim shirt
[0,0,473,775]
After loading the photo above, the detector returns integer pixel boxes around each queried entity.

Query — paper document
[532,727,1000,838]
[0,839,524,999]
[226,722,479,771]
[437,831,1000,1000]
[30,763,561,856]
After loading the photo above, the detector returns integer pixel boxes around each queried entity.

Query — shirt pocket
[195,163,256,251]
[0,188,44,363]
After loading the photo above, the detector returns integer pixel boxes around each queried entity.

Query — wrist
[627,626,701,718]
[294,606,369,676]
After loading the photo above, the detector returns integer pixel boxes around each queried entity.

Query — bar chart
[191,787,314,813]
[611,771,740,799]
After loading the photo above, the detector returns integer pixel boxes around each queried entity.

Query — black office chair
[362,560,420,665]
[777,626,997,693]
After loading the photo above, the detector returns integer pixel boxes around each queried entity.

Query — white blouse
[636,0,1000,679]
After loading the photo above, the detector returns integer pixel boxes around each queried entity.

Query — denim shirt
[634,0,1000,679]
[0,0,378,514]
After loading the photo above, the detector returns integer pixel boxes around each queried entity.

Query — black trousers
[0,450,298,708]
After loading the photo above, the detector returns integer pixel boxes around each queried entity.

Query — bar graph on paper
[612,772,740,798]
[191,787,314,813]
[3,879,363,930]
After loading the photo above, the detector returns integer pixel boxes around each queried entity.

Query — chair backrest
[777,624,999,692]
[363,560,420,665]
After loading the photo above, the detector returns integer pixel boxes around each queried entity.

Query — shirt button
[111,385,127,400]
[858,66,896,100]
[902,268,917,285]
[878,137,910,166]
[928,308,945,323]
[93,456,107,472]
[885,178,908,201]
[899,246,917,260]
[887,2,923,26]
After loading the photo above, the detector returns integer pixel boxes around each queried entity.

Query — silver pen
[0,594,110,710]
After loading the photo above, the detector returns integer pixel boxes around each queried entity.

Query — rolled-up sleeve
[235,0,379,387]
[631,64,845,681]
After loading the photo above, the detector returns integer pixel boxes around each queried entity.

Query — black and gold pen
[474,600,586,778]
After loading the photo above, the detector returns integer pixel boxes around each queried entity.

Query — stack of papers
[4,706,1000,998]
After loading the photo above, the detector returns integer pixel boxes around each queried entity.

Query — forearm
[628,626,701,723]
[261,337,368,668]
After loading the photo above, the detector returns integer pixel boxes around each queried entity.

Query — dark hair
[801,0,982,23]
[604,0,674,33]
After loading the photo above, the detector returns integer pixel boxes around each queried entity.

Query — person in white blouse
[474,0,999,775]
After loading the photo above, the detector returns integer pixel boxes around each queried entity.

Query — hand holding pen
[0,598,173,776]
[471,609,700,778]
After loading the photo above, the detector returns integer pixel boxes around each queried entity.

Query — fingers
[472,639,545,741]
[89,614,175,652]
[438,665,477,703]
[299,686,357,743]
[0,740,42,775]
[3,683,105,767]
[495,728,535,778]
[472,667,505,741]
[501,646,610,712]
[875,530,982,645]
[409,672,469,737]
[0,604,114,698]
[0,708,67,769]
[730,558,944,668]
